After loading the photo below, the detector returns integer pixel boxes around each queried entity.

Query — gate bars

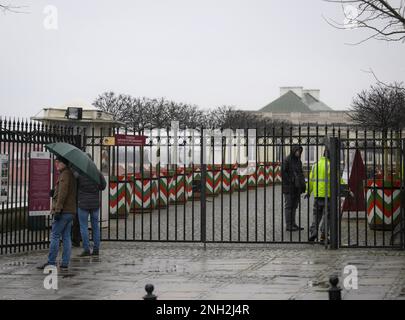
[1,120,404,255]
[0,119,81,254]
[85,125,404,249]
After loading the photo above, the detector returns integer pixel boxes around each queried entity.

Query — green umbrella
[45,142,102,186]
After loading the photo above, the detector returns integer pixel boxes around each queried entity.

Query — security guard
[306,149,339,243]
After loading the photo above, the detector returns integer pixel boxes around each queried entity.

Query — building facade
[253,86,353,125]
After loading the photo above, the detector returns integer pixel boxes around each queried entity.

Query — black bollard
[328,275,342,300]
[143,284,157,300]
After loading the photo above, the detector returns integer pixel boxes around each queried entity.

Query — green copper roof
[260,91,312,113]
[302,93,332,111]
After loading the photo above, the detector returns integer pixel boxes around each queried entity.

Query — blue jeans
[48,213,73,266]
[78,208,100,252]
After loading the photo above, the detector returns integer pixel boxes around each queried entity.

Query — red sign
[115,134,146,146]
[28,152,51,216]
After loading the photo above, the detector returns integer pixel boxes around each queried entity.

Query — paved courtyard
[105,186,398,247]
[2,186,400,251]
[0,242,404,300]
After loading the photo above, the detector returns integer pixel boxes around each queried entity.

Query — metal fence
[338,132,404,248]
[0,119,81,254]
[0,120,404,254]
[85,125,404,249]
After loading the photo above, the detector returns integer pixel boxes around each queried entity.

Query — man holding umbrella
[72,153,106,257]
[38,142,106,268]
[38,156,77,269]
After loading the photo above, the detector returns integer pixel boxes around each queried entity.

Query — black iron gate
[338,132,405,249]
[0,119,81,254]
[86,125,404,249]
[1,121,404,255]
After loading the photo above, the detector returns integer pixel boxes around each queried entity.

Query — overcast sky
[1,0,404,118]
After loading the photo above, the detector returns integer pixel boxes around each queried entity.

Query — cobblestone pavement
[105,186,398,247]
[0,242,404,300]
[2,186,399,250]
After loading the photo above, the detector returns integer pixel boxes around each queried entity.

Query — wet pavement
[2,186,400,255]
[0,242,404,300]
[105,186,398,247]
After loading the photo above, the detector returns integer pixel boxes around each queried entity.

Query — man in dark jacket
[282,145,306,232]
[73,155,107,257]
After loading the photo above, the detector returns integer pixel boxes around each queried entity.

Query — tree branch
[0,2,29,14]
[324,0,405,43]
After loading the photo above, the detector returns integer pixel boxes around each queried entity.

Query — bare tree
[94,92,207,130]
[93,91,132,122]
[165,101,205,129]
[94,92,289,133]
[205,105,289,132]
[121,97,154,131]
[325,0,405,43]
[350,82,405,130]
[145,98,170,129]
[362,67,405,91]
[0,1,28,14]
[350,82,405,176]
[204,106,258,129]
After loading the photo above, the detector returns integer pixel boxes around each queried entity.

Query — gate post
[401,140,405,250]
[200,128,207,248]
[328,137,340,250]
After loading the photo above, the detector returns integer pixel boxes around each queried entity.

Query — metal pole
[143,284,157,300]
[328,275,342,300]
[401,139,405,250]
[329,137,339,250]
[324,153,329,249]
[200,128,207,250]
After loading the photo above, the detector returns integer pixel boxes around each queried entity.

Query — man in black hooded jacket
[282,145,306,231]
[71,154,107,257]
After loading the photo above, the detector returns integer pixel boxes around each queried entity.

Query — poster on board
[28,152,51,216]
[0,154,9,203]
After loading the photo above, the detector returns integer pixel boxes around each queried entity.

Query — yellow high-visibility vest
[308,156,343,198]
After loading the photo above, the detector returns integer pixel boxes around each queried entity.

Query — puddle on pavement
[60,273,76,278]
[308,280,329,289]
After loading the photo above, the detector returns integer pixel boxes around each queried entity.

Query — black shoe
[37,262,53,270]
[286,225,299,232]
[72,241,81,248]
[308,234,318,242]
[78,250,91,257]
[293,224,304,231]
[60,265,69,270]
[92,249,99,256]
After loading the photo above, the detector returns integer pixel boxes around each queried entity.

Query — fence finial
[328,275,342,300]
[143,284,157,300]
